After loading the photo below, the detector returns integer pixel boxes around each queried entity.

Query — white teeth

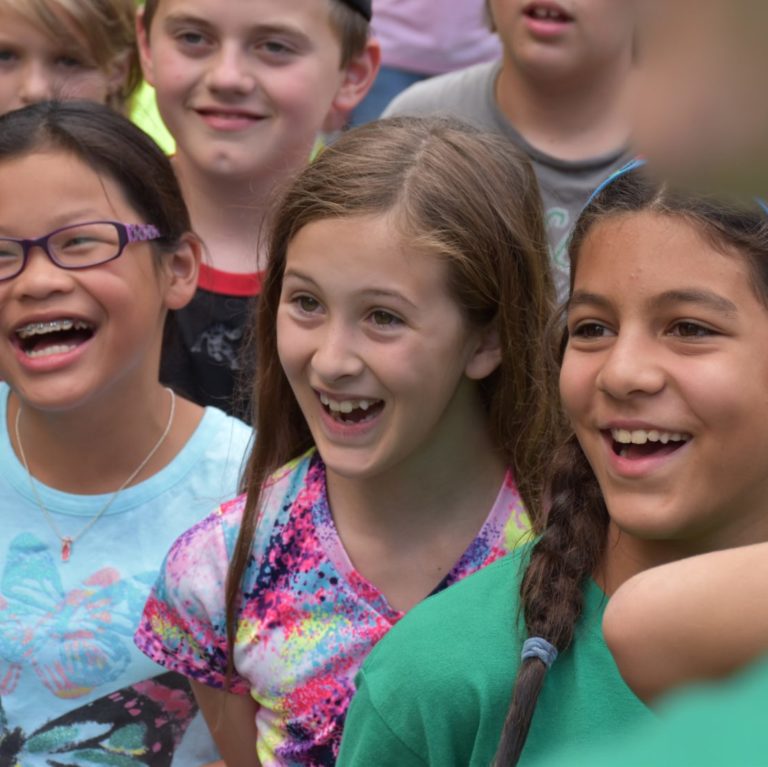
[630,430,648,445]
[615,428,632,444]
[17,319,91,338]
[611,428,691,445]
[532,7,563,19]
[318,392,378,414]
[25,343,78,358]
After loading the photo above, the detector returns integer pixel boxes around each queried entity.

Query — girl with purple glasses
[0,100,251,765]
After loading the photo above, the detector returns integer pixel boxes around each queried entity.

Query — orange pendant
[61,537,73,562]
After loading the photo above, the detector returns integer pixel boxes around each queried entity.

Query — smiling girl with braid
[338,159,768,765]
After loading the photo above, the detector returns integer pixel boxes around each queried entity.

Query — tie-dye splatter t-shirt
[135,450,530,766]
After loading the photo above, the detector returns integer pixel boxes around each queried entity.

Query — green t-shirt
[338,548,652,766]
[130,82,175,155]
[539,654,768,767]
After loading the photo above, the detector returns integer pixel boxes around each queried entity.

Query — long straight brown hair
[495,166,768,765]
[225,116,561,678]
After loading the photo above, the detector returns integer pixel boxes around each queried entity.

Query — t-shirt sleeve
[382,80,435,119]
[337,668,426,767]
[133,503,250,695]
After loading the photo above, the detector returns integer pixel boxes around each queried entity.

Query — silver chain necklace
[14,387,176,562]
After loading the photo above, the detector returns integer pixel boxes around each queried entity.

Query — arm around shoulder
[603,542,768,703]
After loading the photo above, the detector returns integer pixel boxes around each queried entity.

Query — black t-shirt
[160,265,262,421]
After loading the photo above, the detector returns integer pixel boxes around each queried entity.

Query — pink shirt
[372,0,501,75]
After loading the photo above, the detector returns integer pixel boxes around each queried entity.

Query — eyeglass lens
[0,222,122,279]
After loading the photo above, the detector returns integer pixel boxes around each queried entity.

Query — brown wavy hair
[495,166,768,765]
[224,116,561,681]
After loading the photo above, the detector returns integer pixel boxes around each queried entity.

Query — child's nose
[19,61,57,106]
[206,45,256,94]
[596,331,666,399]
[12,246,74,299]
[311,325,365,382]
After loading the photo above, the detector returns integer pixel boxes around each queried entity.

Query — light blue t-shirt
[0,383,252,766]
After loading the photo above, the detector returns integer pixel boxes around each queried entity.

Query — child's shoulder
[167,492,247,561]
[370,547,531,666]
[211,449,320,530]
[198,405,253,450]
[384,60,499,119]
[341,550,532,765]
[156,450,321,592]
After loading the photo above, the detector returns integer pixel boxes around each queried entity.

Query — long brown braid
[494,164,768,765]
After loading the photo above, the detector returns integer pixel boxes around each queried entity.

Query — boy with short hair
[137,0,379,418]
[384,0,634,296]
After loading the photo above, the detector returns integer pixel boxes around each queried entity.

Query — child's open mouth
[609,428,691,460]
[319,392,384,425]
[15,318,95,358]
[523,3,574,23]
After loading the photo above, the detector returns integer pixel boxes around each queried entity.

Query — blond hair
[1,0,140,110]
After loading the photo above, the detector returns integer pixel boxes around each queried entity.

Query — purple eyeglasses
[0,220,163,281]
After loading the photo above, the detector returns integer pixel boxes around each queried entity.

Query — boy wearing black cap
[137,0,379,419]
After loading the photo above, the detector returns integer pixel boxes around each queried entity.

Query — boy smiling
[137,0,379,417]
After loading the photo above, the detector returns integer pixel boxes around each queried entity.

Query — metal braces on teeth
[17,319,91,338]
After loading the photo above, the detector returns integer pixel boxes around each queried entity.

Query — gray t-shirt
[384,60,630,297]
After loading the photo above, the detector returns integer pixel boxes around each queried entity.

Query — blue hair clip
[586,157,768,216]
[521,637,558,668]
[585,157,646,207]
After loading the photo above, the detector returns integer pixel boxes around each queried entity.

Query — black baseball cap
[339,0,372,21]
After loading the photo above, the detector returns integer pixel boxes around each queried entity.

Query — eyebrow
[568,288,739,317]
[650,289,739,317]
[567,291,612,311]
[0,210,111,236]
[163,14,310,41]
[282,270,419,311]
[163,13,214,30]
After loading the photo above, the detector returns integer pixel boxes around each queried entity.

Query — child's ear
[135,8,155,86]
[328,39,381,119]
[465,325,502,381]
[105,50,131,102]
[162,234,201,310]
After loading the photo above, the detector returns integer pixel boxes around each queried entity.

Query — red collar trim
[197,263,264,297]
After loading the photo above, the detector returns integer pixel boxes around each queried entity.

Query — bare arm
[192,681,261,767]
[603,542,768,703]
